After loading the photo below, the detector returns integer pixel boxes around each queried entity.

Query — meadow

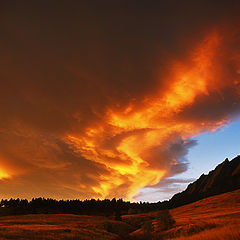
[0,190,239,239]
[167,189,240,240]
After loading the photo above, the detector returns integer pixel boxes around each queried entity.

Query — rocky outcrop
[168,155,240,208]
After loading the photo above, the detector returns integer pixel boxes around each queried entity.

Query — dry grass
[124,189,240,240]
[163,189,240,240]
[122,210,176,239]
[172,224,240,240]
[0,214,132,240]
[122,211,157,229]
[0,190,239,239]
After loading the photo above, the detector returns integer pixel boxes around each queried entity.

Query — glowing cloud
[0,1,240,201]
[0,169,10,180]
[66,31,240,200]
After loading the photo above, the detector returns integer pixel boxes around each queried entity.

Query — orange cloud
[65,30,240,200]
[0,1,240,201]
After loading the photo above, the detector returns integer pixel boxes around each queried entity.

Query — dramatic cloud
[0,1,240,200]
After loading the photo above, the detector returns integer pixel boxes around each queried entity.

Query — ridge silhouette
[168,155,240,208]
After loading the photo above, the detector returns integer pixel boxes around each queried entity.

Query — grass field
[0,190,239,239]
[0,214,133,240]
[165,189,240,240]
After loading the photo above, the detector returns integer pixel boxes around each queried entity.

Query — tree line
[0,197,168,217]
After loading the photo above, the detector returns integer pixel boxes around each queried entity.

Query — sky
[136,118,240,202]
[0,0,240,201]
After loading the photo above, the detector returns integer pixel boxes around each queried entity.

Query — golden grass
[172,224,240,240]
[0,214,129,240]
[123,190,240,240]
[164,189,240,240]
[122,210,176,239]
[0,190,239,239]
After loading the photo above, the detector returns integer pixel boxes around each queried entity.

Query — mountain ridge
[167,155,240,208]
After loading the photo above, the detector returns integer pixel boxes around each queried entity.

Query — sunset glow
[0,170,10,180]
[65,31,240,200]
[0,1,240,201]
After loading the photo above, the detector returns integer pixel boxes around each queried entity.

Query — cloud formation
[0,1,240,200]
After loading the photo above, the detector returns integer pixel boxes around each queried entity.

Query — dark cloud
[135,178,195,202]
[140,137,197,175]
[151,177,196,189]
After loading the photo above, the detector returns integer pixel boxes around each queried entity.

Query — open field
[0,214,133,240]
[0,190,239,239]
[166,189,240,240]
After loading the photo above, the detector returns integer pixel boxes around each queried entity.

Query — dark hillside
[168,155,240,208]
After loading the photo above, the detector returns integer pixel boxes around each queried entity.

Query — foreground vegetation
[0,190,238,239]
[167,189,240,240]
